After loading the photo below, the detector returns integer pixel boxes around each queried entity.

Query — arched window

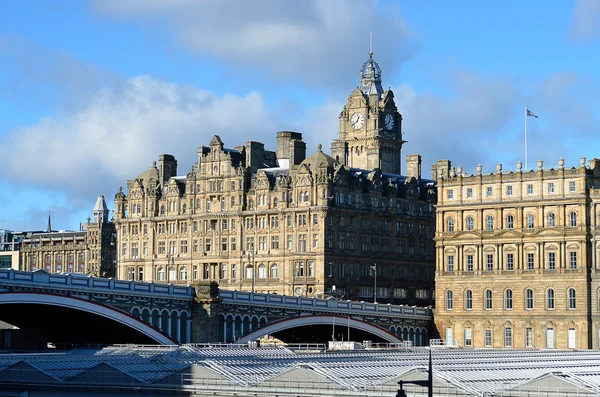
[157,266,165,281]
[304,191,309,202]
[466,216,474,231]
[447,218,455,232]
[465,289,473,310]
[486,216,494,231]
[568,288,577,310]
[179,266,188,281]
[485,289,493,310]
[547,288,555,310]
[445,290,453,310]
[245,265,254,279]
[270,263,279,278]
[257,264,266,279]
[570,212,577,227]
[505,289,513,310]
[168,266,176,281]
[273,198,279,207]
[548,212,555,227]
[525,288,534,310]
[506,215,514,229]
[527,213,535,229]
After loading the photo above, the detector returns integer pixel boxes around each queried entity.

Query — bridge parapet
[0,269,194,300]
[219,290,431,319]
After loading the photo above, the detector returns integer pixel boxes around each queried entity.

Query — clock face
[350,112,365,130]
[385,114,395,130]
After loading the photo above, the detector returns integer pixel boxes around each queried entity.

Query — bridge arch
[237,315,402,344]
[0,292,175,345]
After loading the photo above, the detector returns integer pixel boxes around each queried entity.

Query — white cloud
[0,76,275,199]
[569,0,600,41]
[93,0,416,90]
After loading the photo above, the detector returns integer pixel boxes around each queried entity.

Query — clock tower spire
[330,46,405,174]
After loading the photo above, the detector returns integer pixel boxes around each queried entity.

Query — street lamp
[167,253,174,283]
[371,263,377,303]
[247,247,256,293]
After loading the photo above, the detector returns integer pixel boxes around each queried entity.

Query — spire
[92,195,110,224]
[359,32,383,97]
[47,212,52,232]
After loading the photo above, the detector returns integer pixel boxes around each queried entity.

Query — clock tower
[331,51,405,174]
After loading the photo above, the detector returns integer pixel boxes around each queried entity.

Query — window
[547,288,555,310]
[466,216,474,231]
[504,327,513,348]
[270,263,279,278]
[570,252,577,269]
[486,186,493,197]
[307,260,315,277]
[447,255,454,272]
[568,288,577,310]
[257,264,266,279]
[169,266,176,281]
[231,264,237,279]
[484,329,492,347]
[157,267,165,281]
[570,212,577,227]
[464,328,473,347]
[245,265,254,279]
[486,254,494,271]
[506,253,514,271]
[271,236,279,250]
[547,252,556,271]
[569,181,576,192]
[548,182,555,193]
[527,184,533,195]
[527,213,535,229]
[525,327,533,348]
[506,186,513,196]
[546,328,555,349]
[506,215,514,229]
[548,212,555,227]
[179,266,188,281]
[527,253,534,270]
[447,218,455,232]
[466,255,474,272]
[445,290,453,310]
[485,289,493,310]
[486,216,494,231]
[466,188,473,198]
[465,290,473,310]
[447,189,454,199]
[526,288,534,310]
[505,289,513,310]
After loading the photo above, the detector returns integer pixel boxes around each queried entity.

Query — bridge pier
[191,281,221,343]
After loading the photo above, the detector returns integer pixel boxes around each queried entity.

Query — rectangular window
[506,186,513,196]
[568,328,576,349]
[506,253,514,271]
[464,329,472,347]
[548,252,556,270]
[466,188,473,198]
[447,255,454,272]
[313,214,318,225]
[205,239,212,252]
[231,264,237,279]
[546,328,555,349]
[486,254,493,271]
[527,184,533,195]
[484,329,492,347]
[158,241,165,254]
[271,236,279,250]
[221,238,227,251]
[527,253,534,270]
[231,238,237,251]
[504,328,512,348]
[569,181,576,192]
[447,189,454,199]
[486,187,493,197]
[131,242,139,259]
[287,235,293,250]
[548,182,555,193]
[220,264,227,279]
[312,233,318,248]
[570,252,577,269]
[466,255,473,272]
[307,260,314,277]
[525,327,533,348]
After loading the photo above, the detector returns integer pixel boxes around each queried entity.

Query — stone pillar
[191,280,222,343]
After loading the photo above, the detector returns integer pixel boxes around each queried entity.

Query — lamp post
[396,349,432,397]
[371,263,377,303]
[167,253,174,283]
[247,247,256,293]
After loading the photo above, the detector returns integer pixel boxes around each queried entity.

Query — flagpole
[524,106,528,170]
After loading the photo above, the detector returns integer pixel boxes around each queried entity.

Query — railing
[219,290,431,319]
[0,268,194,299]
[429,339,459,348]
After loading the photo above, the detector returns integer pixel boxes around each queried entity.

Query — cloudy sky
[1,0,599,231]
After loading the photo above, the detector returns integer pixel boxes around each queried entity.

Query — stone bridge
[0,269,432,346]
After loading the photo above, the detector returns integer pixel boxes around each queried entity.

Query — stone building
[113,52,438,305]
[20,196,117,277]
[434,157,600,349]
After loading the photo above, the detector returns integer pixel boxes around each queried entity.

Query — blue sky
[1,0,599,231]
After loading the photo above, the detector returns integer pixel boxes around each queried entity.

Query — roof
[92,195,108,212]
[3,346,600,395]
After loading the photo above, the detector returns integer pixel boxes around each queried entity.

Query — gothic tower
[331,51,405,174]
